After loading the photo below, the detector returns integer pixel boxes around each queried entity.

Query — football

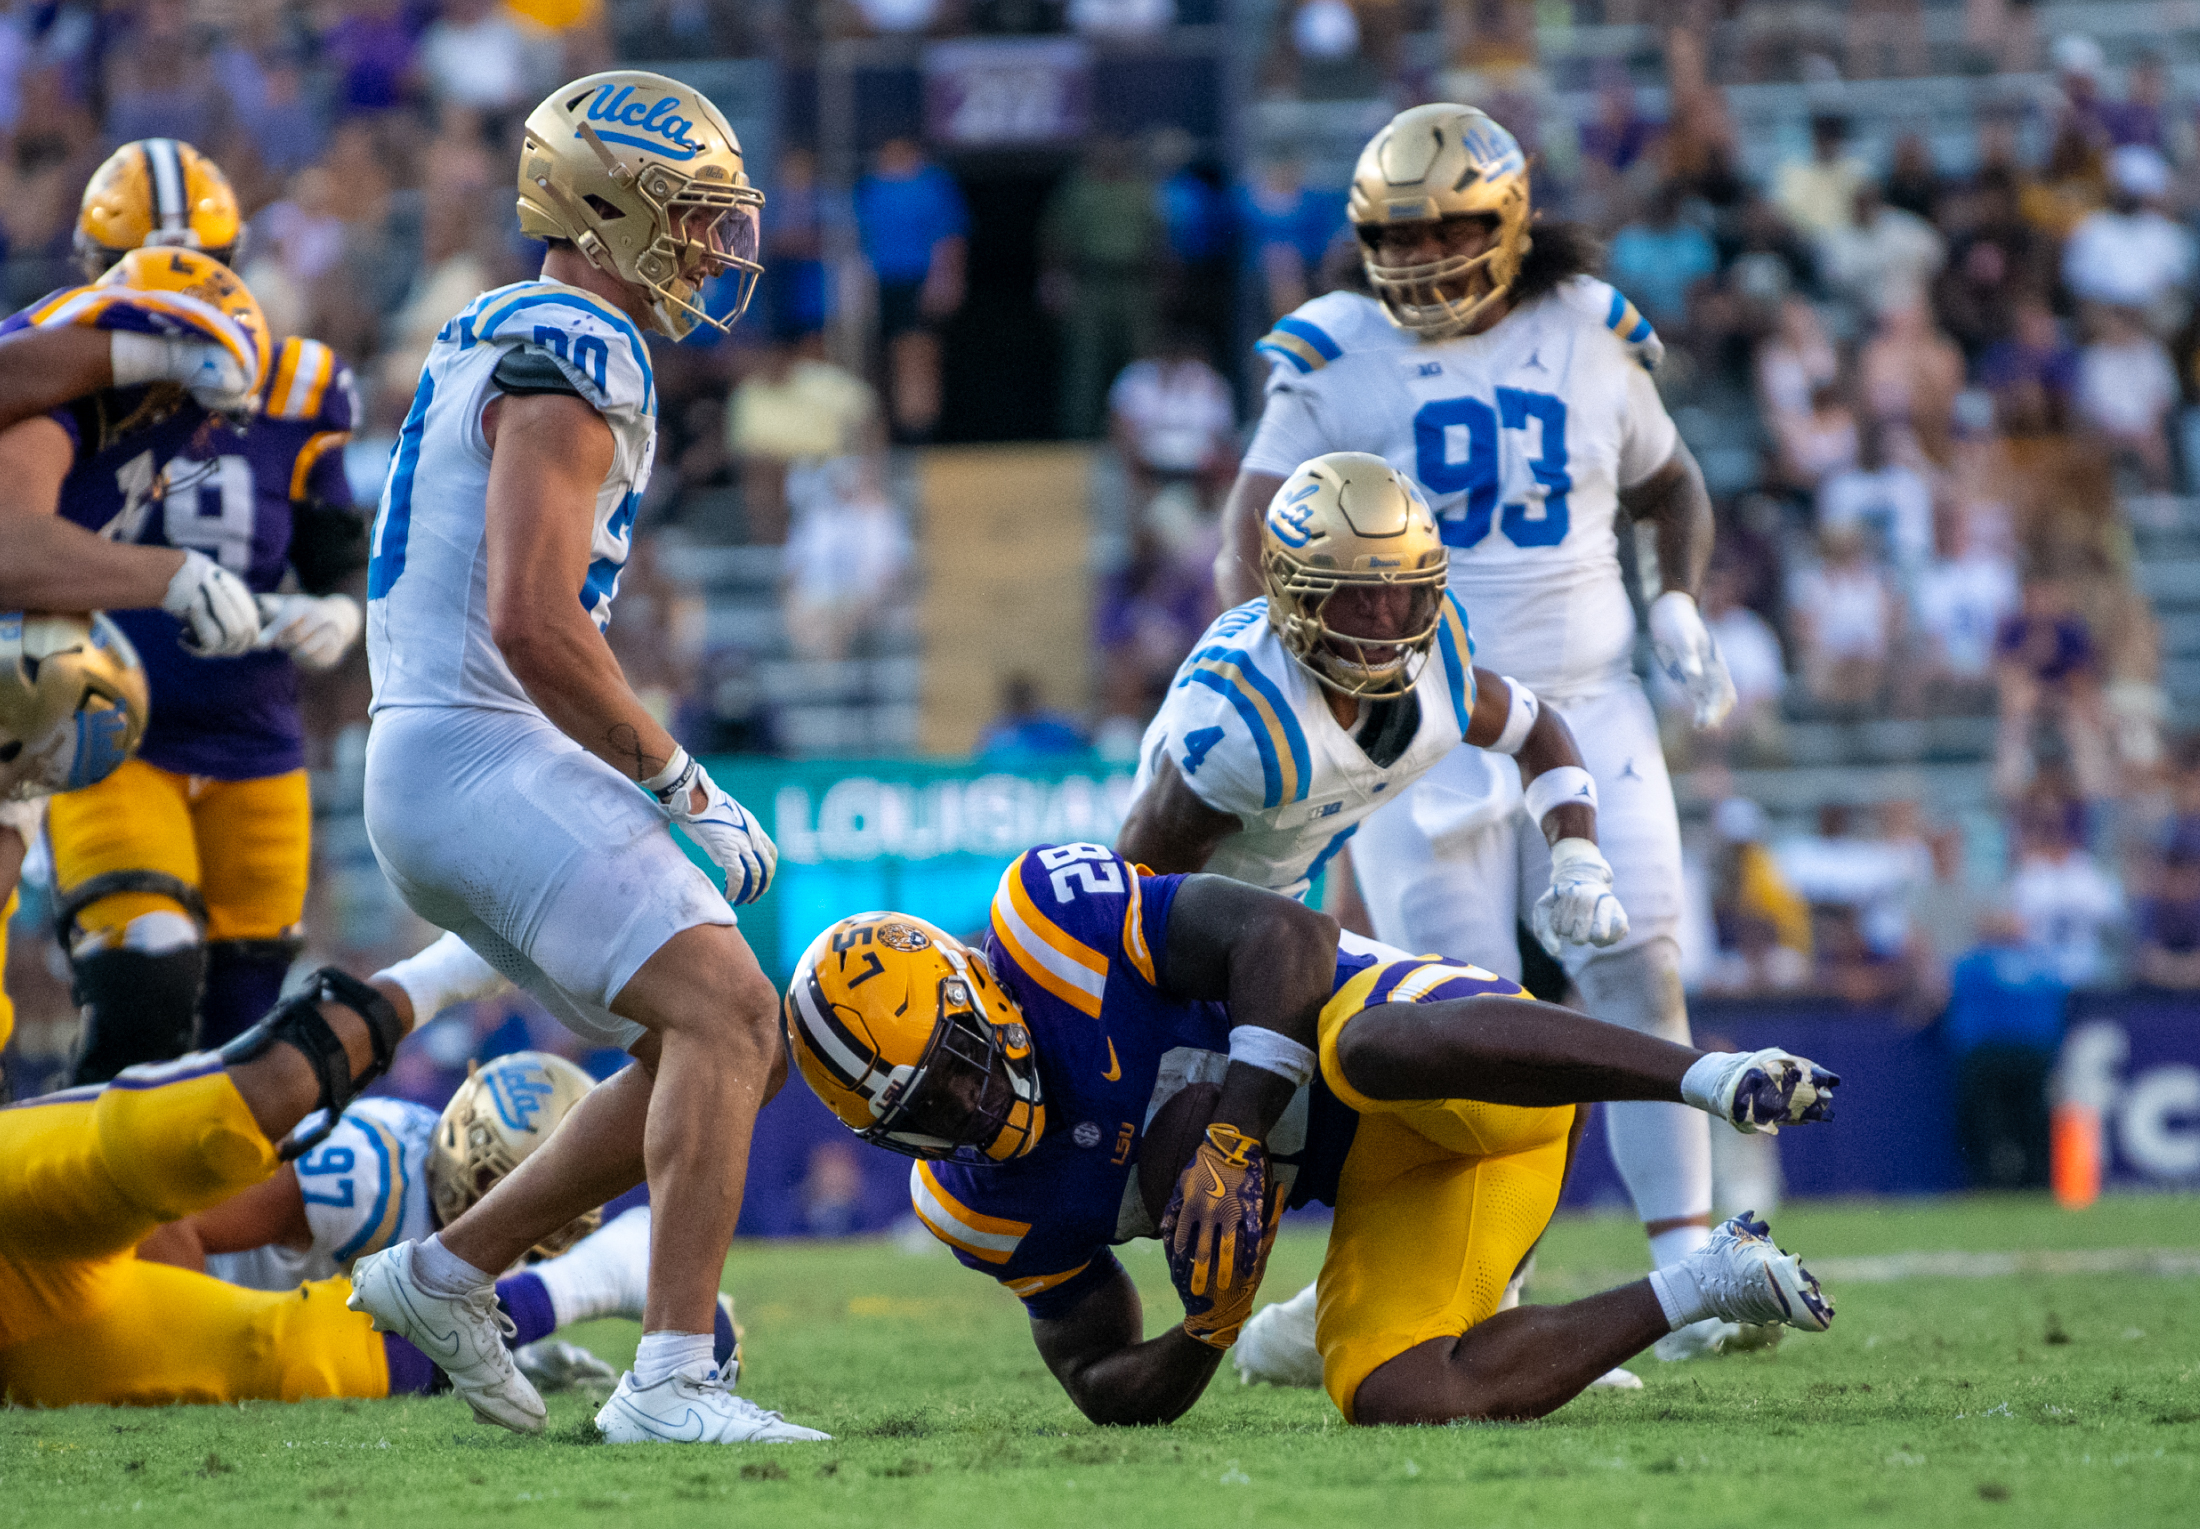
[1137,1080,1222,1226]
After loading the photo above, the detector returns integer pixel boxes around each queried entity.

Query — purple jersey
[5,315,357,778]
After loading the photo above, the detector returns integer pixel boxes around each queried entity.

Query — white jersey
[205,1097,436,1291]
[365,279,658,716]
[1131,596,1485,899]
[1242,279,1677,698]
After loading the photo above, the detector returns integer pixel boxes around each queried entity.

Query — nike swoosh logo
[1201,1160,1228,1199]
[1101,1038,1121,1082]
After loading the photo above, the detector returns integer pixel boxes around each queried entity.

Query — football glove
[110,330,256,415]
[255,593,362,671]
[161,549,261,656]
[1648,590,1738,731]
[1531,836,1630,954]
[1159,1123,1279,1349]
[1680,1048,1840,1136]
[653,750,778,905]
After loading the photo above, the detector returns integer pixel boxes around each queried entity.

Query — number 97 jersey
[1241,277,1677,699]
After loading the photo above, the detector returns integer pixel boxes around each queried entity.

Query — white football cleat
[1232,1282,1325,1388]
[515,1338,620,1393]
[1590,1366,1645,1389]
[594,1362,830,1444]
[347,1241,546,1433]
[1670,1214,1833,1333]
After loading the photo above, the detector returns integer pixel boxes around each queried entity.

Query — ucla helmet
[785,913,1045,1162]
[1262,452,1449,700]
[426,1051,602,1261]
[0,612,150,802]
[76,139,244,280]
[1349,104,1532,339]
[516,70,764,341]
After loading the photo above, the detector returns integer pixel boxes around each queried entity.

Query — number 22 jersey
[1241,278,1677,699]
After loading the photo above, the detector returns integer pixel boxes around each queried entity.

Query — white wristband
[1485,676,1539,756]
[640,745,695,802]
[1679,1052,1733,1116]
[1228,1025,1317,1089]
[1523,765,1596,823]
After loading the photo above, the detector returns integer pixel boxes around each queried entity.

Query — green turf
[6,1196,2199,1527]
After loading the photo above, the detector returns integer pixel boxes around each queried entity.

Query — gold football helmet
[1262,452,1448,699]
[1349,103,1532,339]
[516,70,764,341]
[785,913,1045,1162]
[86,246,273,401]
[75,138,244,280]
[426,1051,602,1261]
[0,612,150,802]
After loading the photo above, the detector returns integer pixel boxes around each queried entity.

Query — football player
[347,71,823,1446]
[784,846,1837,1425]
[136,1037,742,1396]
[0,140,374,1083]
[1213,104,1744,1364]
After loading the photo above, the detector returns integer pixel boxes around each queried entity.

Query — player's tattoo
[607,723,664,781]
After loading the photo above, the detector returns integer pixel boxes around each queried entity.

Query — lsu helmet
[516,70,764,341]
[426,1051,602,1261]
[79,246,273,404]
[0,612,150,802]
[76,139,244,280]
[785,913,1044,1163]
[1349,103,1532,339]
[1262,452,1448,700]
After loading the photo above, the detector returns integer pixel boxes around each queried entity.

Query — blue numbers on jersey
[1411,388,1573,549]
[367,370,436,599]
[1038,843,1122,904]
[1181,726,1225,775]
[296,1143,357,1207]
[531,325,609,394]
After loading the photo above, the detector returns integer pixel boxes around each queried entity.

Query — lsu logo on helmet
[0,612,150,801]
[426,1051,602,1261]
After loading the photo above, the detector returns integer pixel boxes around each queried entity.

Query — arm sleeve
[1239,379,1333,479]
[1616,346,1681,489]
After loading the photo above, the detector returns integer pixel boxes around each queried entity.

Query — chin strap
[219,966,403,1161]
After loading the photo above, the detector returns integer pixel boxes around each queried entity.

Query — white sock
[1647,1262,1708,1331]
[373,931,509,1024]
[1647,1222,1712,1269]
[634,1330,715,1387]
[533,1209,649,1326]
[413,1234,493,1297]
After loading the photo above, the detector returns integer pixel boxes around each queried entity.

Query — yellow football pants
[47,760,311,942]
[1,889,16,1057]
[0,1057,390,1405]
[1313,993,1574,1423]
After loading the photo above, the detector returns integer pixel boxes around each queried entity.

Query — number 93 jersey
[1242,278,1676,698]
[365,280,657,716]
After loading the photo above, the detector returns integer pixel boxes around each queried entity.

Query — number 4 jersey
[1242,278,1676,699]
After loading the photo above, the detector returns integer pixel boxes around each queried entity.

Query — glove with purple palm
[1159,1123,1280,1349]
[1680,1048,1839,1135]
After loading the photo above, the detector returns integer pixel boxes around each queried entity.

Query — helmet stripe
[144,140,187,232]
[787,967,870,1092]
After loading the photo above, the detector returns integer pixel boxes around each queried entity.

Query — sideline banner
[2061,992,2200,1189]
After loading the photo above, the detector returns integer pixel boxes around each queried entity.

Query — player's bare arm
[481,391,688,789]
[1114,752,1243,872]
[1214,468,1285,606]
[0,326,253,433]
[136,1166,313,1273]
[1618,440,1714,600]
[0,416,183,608]
[1463,665,1597,845]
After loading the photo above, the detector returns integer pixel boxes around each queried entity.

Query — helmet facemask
[1266,565,1447,700]
[1360,215,1524,341]
[863,952,1045,1163]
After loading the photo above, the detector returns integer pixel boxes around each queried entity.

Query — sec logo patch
[1073,1121,1102,1150]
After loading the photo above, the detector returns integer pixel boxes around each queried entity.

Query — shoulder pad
[1254,291,1396,376]
[1556,275,1663,371]
[988,844,1156,1018]
[469,282,656,419]
[1167,620,1314,811]
[262,337,356,427]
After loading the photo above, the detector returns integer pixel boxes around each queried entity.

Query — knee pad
[220,967,403,1161]
[201,937,305,1051]
[67,944,208,1086]
[1573,936,1690,1046]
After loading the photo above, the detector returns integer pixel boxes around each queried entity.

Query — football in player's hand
[1139,1081,1221,1226]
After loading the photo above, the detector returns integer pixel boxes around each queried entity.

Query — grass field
[5,1195,2198,1528]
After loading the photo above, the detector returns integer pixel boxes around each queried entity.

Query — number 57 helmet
[516,70,765,341]
[785,913,1045,1162]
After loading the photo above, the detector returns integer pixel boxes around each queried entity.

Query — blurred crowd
[2,3,2197,1104]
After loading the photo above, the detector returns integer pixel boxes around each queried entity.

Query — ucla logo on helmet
[1456,117,1525,176]
[583,82,707,162]
[1268,482,1321,548]
[483,1062,559,1133]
